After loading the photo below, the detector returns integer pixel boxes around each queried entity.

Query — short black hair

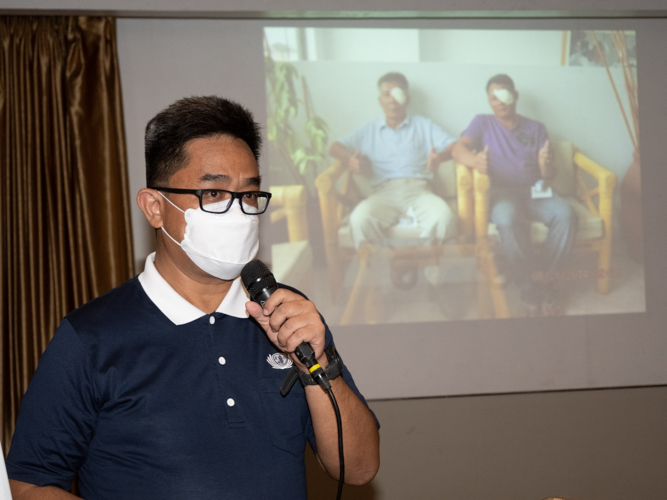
[485,74,516,93]
[377,72,409,91]
[145,96,262,187]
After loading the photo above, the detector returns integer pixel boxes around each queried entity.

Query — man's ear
[514,90,520,102]
[137,189,164,229]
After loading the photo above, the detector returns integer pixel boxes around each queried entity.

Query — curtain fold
[0,16,134,455]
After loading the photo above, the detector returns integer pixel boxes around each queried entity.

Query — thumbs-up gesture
[427,146,439,172]
[538,139,554,179]
[473,145,489,175]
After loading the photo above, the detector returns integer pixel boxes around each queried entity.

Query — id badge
[531,179,553,199]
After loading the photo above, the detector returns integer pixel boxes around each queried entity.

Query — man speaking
[7,96,380,499]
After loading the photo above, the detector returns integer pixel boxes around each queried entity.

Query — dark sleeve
[277,284,380,454]
[6,319,98,490]
[460,114,485,151]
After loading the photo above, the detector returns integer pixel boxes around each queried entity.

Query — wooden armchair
[471,140,617,318]
[269,185,312,295]
[315,159,475,323]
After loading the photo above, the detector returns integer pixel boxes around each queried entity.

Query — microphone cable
[241,259,345,499]
[325,386,344,500]
[296,344,345,499]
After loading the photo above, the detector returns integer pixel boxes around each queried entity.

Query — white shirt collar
[378,114,411,130]
[138,252,249,325]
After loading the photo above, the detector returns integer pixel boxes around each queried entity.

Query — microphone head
[241,259,277,303]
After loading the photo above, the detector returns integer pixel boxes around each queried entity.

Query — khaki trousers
[349,178,456,249]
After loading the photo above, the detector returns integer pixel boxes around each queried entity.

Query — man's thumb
[245,301,265,322]
[483,145,489,155]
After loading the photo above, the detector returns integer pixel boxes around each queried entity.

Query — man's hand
[246,291,380,486]
[538,139,554,179]
[348,151,371,174]
[473,145,489,175]
[246,289,326,373]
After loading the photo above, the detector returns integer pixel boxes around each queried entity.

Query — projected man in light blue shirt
[329,72,457,249]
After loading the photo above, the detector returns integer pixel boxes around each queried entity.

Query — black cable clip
[279,345,343,396]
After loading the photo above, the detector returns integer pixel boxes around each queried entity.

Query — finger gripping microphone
[241,259,330,390]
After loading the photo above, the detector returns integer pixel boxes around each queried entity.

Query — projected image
[263,27,645,326]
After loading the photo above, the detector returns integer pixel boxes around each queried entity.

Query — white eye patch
[493,88,515,105]
[390,87,407,105]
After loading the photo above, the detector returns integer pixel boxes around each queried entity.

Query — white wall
[303,27,565,64]
[314,28,420,62]
[419,29,564,64]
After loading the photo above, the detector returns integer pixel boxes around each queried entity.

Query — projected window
[263,27,644,326]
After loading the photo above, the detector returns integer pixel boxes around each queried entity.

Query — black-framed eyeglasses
[150,187,272,215]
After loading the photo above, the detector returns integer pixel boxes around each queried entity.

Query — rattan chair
[470,140,617,318]
[315,159,478,324]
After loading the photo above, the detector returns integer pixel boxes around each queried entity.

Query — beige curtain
[0,16,135,455]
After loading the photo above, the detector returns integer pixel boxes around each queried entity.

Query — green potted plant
[264,51,329,197]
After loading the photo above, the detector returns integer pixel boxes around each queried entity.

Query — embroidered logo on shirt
[266,353,293,369]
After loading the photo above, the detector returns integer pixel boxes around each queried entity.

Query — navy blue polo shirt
[7,254,373,499]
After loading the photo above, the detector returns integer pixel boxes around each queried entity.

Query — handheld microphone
[241,259,330,390]
[242,259,345,499]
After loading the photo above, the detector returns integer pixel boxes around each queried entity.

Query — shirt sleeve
[428,119,456,152]
[538,122,549,149]
[6,319,98,490]
[337,122,369,154]
[461,114,485,152]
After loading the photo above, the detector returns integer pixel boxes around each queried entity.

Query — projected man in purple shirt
[329,72,457,253]
[453,74,577,315]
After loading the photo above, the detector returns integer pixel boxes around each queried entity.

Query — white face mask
[159,192,259,280]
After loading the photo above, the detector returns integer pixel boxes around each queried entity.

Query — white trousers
[349,178,456,249]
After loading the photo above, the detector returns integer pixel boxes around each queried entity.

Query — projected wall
[263,27,644,326]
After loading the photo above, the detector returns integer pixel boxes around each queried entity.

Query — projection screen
[117,16,667,400]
